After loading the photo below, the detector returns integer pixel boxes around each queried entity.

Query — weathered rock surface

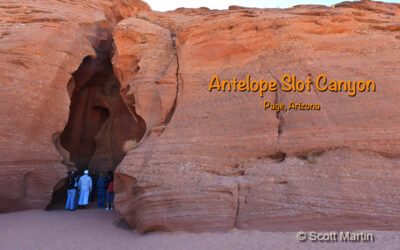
[0,0,150,212]
[2,0,400,234]
[112,17,179,133]
[113,1,400,232]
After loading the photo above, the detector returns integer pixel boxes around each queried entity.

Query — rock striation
[1,0,400,234]
[112,1,400,232]
[0,0,150,212]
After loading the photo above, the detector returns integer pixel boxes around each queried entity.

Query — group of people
[65,169,114,211]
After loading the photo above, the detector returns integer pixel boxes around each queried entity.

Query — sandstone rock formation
[0,0,149,212]
[112,1,400,232]
[2,0,400,234]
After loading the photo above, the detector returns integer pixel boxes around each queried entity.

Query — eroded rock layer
[2,0,400,232]
[0,0,150,212]
[112,1,400,232]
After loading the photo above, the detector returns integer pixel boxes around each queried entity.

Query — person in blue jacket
[96,173,106,208]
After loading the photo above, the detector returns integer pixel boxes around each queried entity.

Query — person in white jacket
[78,170,92,208]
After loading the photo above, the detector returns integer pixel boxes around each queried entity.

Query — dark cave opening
[61,67,110,171]
[47,41,145,210]
[60,41,146,174]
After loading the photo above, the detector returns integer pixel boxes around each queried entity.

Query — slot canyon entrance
[48,41,145,209]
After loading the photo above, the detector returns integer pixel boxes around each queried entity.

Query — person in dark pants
[90,169,98,202]
[65,171,76,211]
[73,170,82,208]
[105,171,114,211]
[96,173,106,208]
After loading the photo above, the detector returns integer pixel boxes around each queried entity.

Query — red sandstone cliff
[112,1,400,232]
[0,0,150,212]
[1,0,400,234]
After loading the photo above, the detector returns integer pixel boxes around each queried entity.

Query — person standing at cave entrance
[73,171,81,208]
[90,169,98,202]
[78,170,92,208]
[65,171,76,211]
[96,173,106,208]
[105,171,114,211]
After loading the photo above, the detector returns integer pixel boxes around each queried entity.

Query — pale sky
[145,0,400,11]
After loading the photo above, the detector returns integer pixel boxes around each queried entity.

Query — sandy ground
[1,206,400,250]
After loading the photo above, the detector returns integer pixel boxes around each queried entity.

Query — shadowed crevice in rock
[60,41,146,173]
[233,181,241,227]
[268,70,286,153]
[0,0,152,213]
[164,32,181,126]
